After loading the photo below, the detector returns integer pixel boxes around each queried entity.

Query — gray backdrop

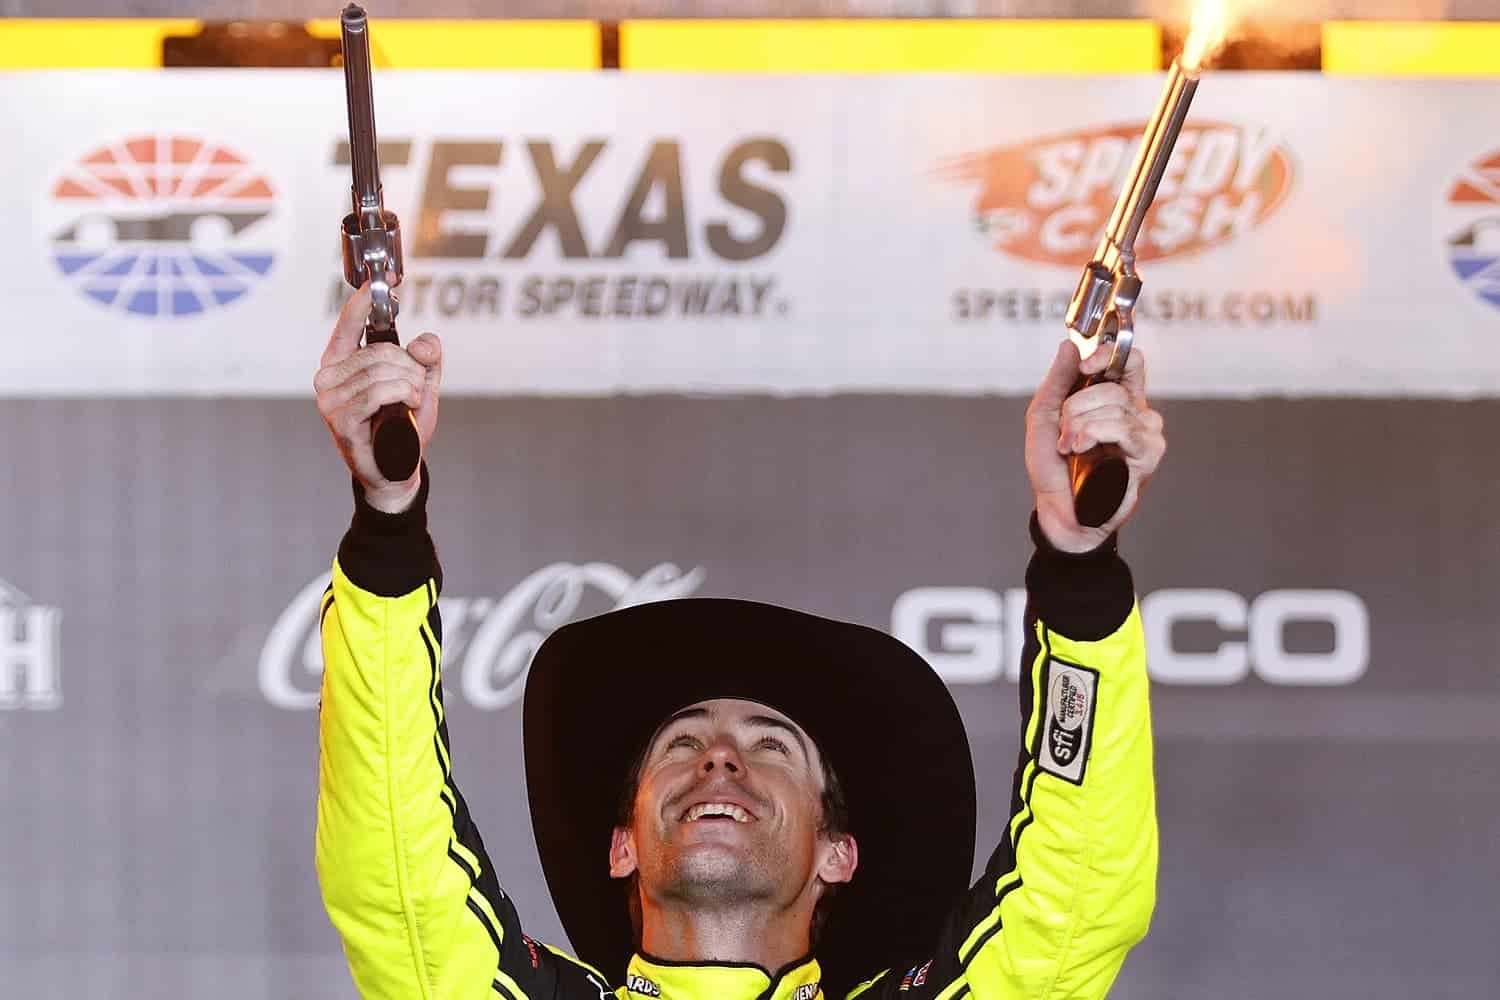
[2,393,1496,998]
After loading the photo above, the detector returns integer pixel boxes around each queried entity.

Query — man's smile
[680,801,757,823]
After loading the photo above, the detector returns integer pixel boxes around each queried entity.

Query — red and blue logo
[49,135,276,317]
[1445,149,1500,312]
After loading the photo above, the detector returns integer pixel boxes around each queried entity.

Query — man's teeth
[684,803,751,823]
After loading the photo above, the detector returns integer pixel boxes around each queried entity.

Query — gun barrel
[340,3,382,225]
[1106,60,1199,253]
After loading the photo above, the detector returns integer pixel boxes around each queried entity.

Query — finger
[1066,410,1158,461]
[1027,339,1083,425]
[1061,382,1130,422]
[317,362,424,414]
[1062,405,1132,453]
[1118,345,1147,400]
[1078,339,1146,384]
[1063,404,1131,435]
[406,332,443,373]
[1065,406,1130,450]
[314,342,423,394]
[322,283,373,368]
[406,332,443,442]
[1078,341,1114,377]
[339,378,423,427]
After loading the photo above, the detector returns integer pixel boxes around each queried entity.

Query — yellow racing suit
[316,472,1157,1000]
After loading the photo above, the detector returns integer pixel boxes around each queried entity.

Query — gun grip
[372,402,421,483]
[1070,443,1128,528]
[1066,371,1129,528]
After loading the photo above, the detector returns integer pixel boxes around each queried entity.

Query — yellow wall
[5,18,1499,76]
[1323,22,1500,77]
[618,19,1160,74]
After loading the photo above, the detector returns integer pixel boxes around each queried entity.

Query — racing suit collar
[624,952,822,1000]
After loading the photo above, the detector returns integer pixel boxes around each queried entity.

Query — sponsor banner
[0,395,1495,999]
[3,71,1497,398]
[259,572,1370,711]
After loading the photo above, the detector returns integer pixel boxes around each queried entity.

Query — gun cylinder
[1106,60,1199,255]
[340,4,383,229]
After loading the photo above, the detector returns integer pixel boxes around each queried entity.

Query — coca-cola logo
[258,561,706,710]
[940,121,1293,266]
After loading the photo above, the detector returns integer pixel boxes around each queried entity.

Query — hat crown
[524,597,977,996]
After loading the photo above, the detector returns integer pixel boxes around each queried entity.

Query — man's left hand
[1025,339,1166,554]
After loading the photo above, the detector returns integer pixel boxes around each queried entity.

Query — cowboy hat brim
[523,598,977,996]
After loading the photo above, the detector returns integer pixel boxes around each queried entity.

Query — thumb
[407,332,443,373]
[407,332,443,444]
[1030,339,1081,421]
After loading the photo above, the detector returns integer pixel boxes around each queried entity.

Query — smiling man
[314,286,1163,1000]
[610,700,855,965]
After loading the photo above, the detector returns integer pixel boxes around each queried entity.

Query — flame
[1181,0,1231,73]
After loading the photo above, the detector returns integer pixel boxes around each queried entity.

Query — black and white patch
[627,971,663,995]
[626,974,661,997]
[1038,658,1099,785]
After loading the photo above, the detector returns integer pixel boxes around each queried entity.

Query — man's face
[608,698,857,914]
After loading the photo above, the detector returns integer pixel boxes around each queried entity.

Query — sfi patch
[1038,658,1099,785]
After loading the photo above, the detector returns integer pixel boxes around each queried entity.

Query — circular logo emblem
[1443,148,1500,313]
[1049,669,1089,732]
[48,134,277,318]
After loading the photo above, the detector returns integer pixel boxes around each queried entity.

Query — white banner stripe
[4,70,1498,398]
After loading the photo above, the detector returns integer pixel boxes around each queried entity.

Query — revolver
[339,3,419,483]
[1063,59,1201,528]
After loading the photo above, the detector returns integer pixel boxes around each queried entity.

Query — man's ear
[609,825,638,879]
[817,832,858,886]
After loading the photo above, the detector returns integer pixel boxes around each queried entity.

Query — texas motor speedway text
[328,272,785,320]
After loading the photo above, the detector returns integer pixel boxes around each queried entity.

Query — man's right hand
[315,283,443,514]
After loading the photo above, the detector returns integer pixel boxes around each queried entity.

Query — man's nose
[700,737,742,775]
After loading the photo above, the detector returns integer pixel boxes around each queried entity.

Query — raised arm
[318,471,517,999]
[851,340,1165,1000]
[956,519,1154,999]
[312,290,590,999]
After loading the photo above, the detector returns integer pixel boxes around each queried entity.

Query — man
[314,283,1163,1000]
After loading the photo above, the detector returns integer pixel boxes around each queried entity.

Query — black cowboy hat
[523,598,977,997]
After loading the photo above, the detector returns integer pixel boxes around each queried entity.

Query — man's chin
[667,841,766,889]
[676,836,751,867]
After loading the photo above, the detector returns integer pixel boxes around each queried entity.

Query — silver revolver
[339,3,419,483]
[1063,59,1200,528]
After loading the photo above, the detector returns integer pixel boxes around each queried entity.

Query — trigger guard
[1103,315,1134,382]
[368,273,396,333]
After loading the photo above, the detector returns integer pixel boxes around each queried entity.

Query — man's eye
[755,737,790,754]
[665,734,703,752]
